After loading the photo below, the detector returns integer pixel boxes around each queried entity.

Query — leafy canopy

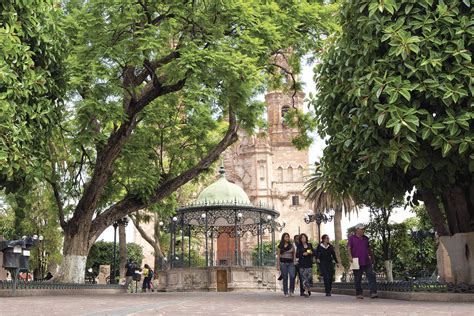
[0,1,65,187]
[312,0,473,206]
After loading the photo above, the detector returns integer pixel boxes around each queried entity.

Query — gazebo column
[259,213,263,266]
[210,227,214,267]
[188,225,191,268]
[181,215,185,268]
[271,218,276,266]
[204,211,209,267]
[234,210,238,266]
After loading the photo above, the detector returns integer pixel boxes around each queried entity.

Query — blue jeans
[353,263,377,295]
[280,262,295,294]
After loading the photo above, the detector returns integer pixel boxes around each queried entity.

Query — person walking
[141,264,152,292]
[293,234,304,296]
[348,223,378,299]
[276,233,296,297]
[315,234,338,296]
[296,233,314,297]
[124,259,135,290]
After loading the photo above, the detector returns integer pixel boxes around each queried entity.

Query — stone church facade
[222,89,319,247]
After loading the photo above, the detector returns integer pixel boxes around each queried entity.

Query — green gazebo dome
[195,167,251,205]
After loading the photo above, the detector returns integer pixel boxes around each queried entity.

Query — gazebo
[157,167,284,292]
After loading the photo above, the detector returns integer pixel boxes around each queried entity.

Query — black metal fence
[314,281,474,293]
[0,280,124,290]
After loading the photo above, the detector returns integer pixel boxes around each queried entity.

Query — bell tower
[265,54,305,146]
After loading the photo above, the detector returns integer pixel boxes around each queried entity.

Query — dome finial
[219,158,226,177]
[219,165,225,177]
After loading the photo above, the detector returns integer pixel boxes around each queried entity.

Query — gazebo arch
[167,167,284,269]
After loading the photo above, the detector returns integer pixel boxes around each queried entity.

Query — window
[298,166,304,180]
[277,167,283,182]
[291,195,299,206]
[259,165,265,180]
[287,166,293,182]
[281,105,290,118]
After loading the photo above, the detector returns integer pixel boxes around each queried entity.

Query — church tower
[222,52,318,243]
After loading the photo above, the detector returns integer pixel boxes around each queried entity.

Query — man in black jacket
[124,259,135,289]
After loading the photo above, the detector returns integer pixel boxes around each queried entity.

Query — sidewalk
[0,291,472,315]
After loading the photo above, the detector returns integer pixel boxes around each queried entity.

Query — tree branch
[131,212,156,248]
[68,75,187,235]
[46,178,67,230]
[89,105,239,237]
[135,50,181,85]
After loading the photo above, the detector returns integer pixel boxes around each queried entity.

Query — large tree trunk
[119,224,127,279]
[468,182,474,231]
[53,230,91,283]
[333,207,344,282]
[442,186,472,234]
[420,190,450,236]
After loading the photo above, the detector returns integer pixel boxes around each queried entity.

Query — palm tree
[304,162,358,280]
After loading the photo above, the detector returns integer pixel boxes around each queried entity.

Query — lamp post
[21,235,43,282]
[234,212,242,266]
[410,229,435,276]
[171,216,178,268]
[201,213,208,267]
[304,211,334,242]
[111,217,128,284]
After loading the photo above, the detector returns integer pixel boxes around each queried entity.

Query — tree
[0,1,65,190]
[87,241,143,281]
[305,162,358,280]
[365,201,401,282]
[31,0,332,283]
[312,0,473,237]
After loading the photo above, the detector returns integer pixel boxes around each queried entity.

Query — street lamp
[304,210,334,242]
[21,235,43,281]
[111,217,128,284]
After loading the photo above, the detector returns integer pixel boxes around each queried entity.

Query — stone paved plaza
[0,292,473,316]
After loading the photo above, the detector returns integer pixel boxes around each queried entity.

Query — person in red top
[348,223,378,299]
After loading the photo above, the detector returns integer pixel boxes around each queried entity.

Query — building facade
[222,89,319,251]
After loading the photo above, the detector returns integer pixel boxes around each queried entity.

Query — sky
[98,61,415,243]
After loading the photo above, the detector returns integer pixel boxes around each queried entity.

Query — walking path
[0,291,472,315]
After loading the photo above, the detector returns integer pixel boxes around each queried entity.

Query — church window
[259,165,265,180]
[298,166,304,180]
[291,195,299,206]
[287,166,293,181]
[277,167,283,182]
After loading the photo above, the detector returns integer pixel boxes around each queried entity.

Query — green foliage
[252,241,275,266]
[0,186,63,277]
[0,202,15,240]
[0,1,65,186]
[87,241,144,277]
[346,205,437,278]
[312,0,473,207]
[2,0,340,282]
[338,239,350,271]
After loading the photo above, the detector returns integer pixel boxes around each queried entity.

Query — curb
[310,287,474,302]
